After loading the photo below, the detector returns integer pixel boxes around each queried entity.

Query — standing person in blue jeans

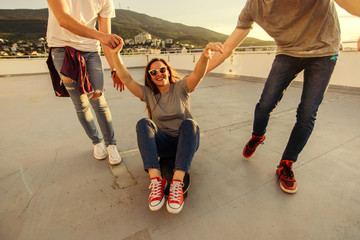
[109,39,223,214]
[206,0,360,194]
[46,0,124,165]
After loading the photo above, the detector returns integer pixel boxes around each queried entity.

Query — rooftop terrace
[1,63,360,239]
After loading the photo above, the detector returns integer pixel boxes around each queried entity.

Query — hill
[0,9,274,47]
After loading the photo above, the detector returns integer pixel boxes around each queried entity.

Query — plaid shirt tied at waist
[46,47,94,97]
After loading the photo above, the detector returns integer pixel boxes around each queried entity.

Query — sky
[1,0,359,42]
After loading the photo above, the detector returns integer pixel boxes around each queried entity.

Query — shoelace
[95,144,105,154]
[277,164,294,181]
[108,146,117,158]
[149,179,163,200]
[169,182,184,203]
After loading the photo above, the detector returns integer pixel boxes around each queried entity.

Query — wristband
[111,69,116,76]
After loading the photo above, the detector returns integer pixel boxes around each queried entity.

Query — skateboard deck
[159,157,190,198]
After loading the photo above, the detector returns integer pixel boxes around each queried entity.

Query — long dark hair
[144,58,181,119]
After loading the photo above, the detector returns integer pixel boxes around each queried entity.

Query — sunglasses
[148,66,167,76]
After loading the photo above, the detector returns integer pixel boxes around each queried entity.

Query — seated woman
[110,40,223,214]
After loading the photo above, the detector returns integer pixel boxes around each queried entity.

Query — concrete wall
[1,51,359,88]
[0,55,146,76]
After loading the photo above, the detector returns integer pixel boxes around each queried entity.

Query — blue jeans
[253,54,337,162]
[51,48,116,146]
[136,118,200,173]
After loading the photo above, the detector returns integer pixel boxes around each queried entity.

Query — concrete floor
[1,68,360,240]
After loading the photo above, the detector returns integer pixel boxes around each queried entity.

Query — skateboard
[159,157,190,198]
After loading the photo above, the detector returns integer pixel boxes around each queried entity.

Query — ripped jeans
[51,47,116,146]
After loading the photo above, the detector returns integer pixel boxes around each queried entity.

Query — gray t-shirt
[141,78,192,137]
[237,0,341,57]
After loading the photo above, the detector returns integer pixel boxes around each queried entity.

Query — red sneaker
[243,134,266,158]
[276,160,298,194]
[166,179,184,214]
[148,177,167,211]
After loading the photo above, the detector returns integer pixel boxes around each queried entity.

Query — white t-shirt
[46,0,115,52]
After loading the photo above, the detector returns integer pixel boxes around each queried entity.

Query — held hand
[112,71,126,92]
[203,42,224,60]
[100,33,122,49]
[109,38,124,54]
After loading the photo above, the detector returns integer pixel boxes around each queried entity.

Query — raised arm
[47,0,121,48]
[186,42,224,92]
[333,0,360,52]
[206,28,250,74]
[98,16,125,92]
[110,39,143,99]
[335,0,360,17]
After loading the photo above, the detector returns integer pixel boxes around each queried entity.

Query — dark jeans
[253,54,337,162]
[136,118,200,173]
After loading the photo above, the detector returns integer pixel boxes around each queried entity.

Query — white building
[11,43,18,52]
[151,39,162,47]
[134,32,152,45]
[124,39,135,45]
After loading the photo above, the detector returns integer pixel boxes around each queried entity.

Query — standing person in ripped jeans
[109,38,223,214]
[206,0,360,194]
[46,0,124,165]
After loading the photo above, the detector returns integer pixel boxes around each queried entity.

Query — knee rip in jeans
[90,91,102,100]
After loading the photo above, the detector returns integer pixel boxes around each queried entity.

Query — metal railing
[1,41,358,59]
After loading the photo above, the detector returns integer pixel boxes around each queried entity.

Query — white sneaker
[93,142,107,160]
[107,145,121,165]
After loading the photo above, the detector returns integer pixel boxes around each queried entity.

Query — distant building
[134,32,152,45]
[124,39,135,45]
[1,46,10,52]
[11,43,18,52]
[165,39,173,44]
[134,47,150,54]
[151,39,162,47]
[171,44,181,49]
[150,49,161,54]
